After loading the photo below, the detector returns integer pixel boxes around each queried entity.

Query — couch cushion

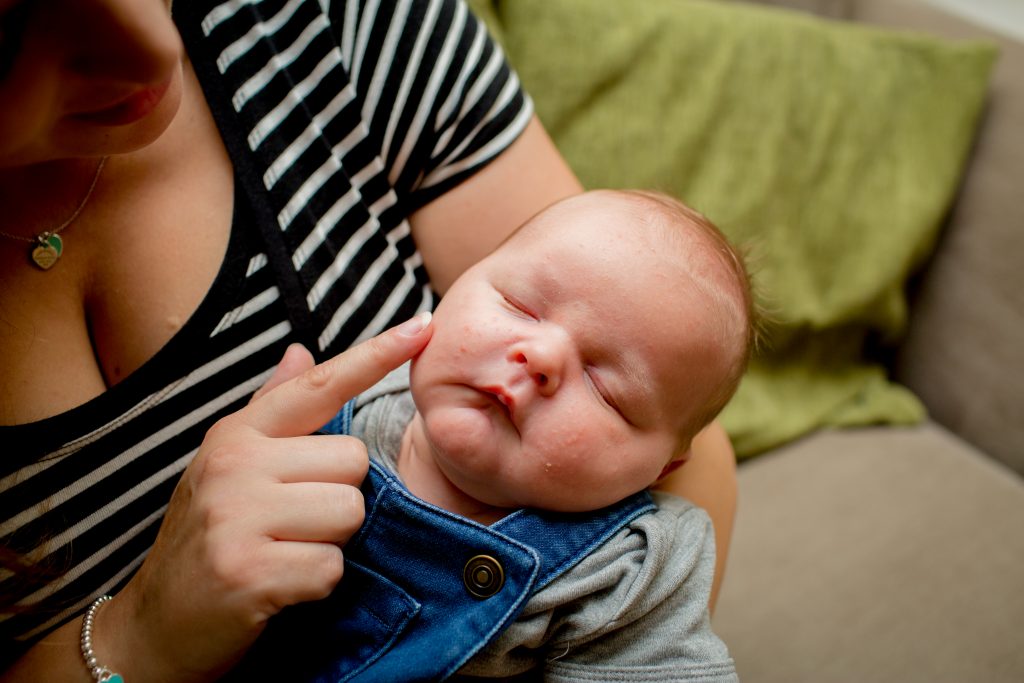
[468,0,997,457]
[714,423,1024,682]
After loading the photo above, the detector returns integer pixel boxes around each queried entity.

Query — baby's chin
[463,474,629,514]
[420,405,501,456]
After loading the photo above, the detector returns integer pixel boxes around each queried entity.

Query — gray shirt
[352,366,738,682]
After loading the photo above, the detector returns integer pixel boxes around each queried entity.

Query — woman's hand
[105,313,433,682]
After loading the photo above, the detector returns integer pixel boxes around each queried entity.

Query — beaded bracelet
[80,595,125,683]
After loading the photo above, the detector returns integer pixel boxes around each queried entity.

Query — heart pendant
[30,233,63,270]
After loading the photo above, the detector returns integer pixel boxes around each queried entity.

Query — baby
[236,189,751,682]
[398,188,752,522]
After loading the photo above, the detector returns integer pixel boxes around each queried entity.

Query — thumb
[242,311,433,437]
[250,343,316,403]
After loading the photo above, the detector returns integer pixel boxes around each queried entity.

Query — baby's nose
[511,342,564,397]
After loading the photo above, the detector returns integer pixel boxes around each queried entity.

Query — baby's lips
[480,385,515,413]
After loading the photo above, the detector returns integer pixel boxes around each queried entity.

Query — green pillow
[468,0,997,457]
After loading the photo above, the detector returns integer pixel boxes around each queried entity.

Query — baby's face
[410,192,730,512]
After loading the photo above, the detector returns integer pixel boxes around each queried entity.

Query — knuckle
[206,415,230,436]
[337,487,366,535]
[344,335,391,379]
[201,495,241,532]
[363,334,397,370]
[336,436,370,476]
[197,443,244,481]
[207,539,249,589]
[205,413,241,441]
[315,547,345,597]
[296,362,333,393]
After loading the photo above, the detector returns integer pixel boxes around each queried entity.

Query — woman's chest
[0,69,234,425]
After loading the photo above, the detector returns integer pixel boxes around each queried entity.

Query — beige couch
[712,2,1024,681]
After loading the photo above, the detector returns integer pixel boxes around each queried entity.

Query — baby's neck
[397,414,509,525]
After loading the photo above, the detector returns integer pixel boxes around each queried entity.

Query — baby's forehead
[508,196,660,260]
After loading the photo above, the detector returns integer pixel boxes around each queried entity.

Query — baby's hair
[608,189,758,446]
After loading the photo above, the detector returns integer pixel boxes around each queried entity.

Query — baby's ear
[656,448,692,481]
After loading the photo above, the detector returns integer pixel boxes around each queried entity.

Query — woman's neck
[398,413,508,525]
[0,158,103,239]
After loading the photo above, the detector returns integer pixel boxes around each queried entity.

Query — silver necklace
[0,156,109,270]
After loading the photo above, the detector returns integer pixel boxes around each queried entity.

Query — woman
[0,0,737,679]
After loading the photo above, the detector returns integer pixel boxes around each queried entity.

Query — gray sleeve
[350,363,415,473]
[459,493,738,682]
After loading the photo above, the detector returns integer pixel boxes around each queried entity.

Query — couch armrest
[850,1,1024,476]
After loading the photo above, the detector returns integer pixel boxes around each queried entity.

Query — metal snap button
[463,554,505,599]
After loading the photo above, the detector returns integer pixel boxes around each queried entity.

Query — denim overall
[230,402,655,682]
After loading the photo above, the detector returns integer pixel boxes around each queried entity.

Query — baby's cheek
[542,423,605,479]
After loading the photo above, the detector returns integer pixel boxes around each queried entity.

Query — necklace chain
[0,156,109,244]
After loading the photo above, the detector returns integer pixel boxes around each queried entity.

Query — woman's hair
[0,1,31,79]
[0,544,67,616]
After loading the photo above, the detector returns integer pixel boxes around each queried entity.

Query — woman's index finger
[242,313,432,438]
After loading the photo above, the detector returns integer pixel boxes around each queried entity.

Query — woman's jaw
[0,61,184,168]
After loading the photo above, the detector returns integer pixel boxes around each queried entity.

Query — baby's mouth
[480,385,515,419]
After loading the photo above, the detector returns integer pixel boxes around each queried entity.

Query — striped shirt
[0,0,530,665]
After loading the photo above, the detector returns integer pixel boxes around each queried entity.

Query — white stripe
[388,0,466,185]
[316,223,409,351]
[292,187,362,270]
[351,0,383,85]
[423,81,529,190]
[217,0,306,73]
[340,0,359,70]
[211,286,282,337]
[1,322,291,531]
[306,214,384,311]
[278,155,341,230]
[380,0,444,171]
[427,50,502,167]
[248,48,343,150]
[352,259,430,346]
[429,44,504,161]
[202,0,259,35]
[232,15,328,111]
[352,156,385,189]
[301,168,396,310]
[246,252,269,277]
[266,83,358,194]
[434,16,485,133]
[276,120,366,229]
[367,192,396,219]
[361,0,410,120]
[163,321,291,403]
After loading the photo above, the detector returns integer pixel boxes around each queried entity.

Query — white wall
[918,0,1024,41]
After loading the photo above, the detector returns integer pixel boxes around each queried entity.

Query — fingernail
[396,311,432,336]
